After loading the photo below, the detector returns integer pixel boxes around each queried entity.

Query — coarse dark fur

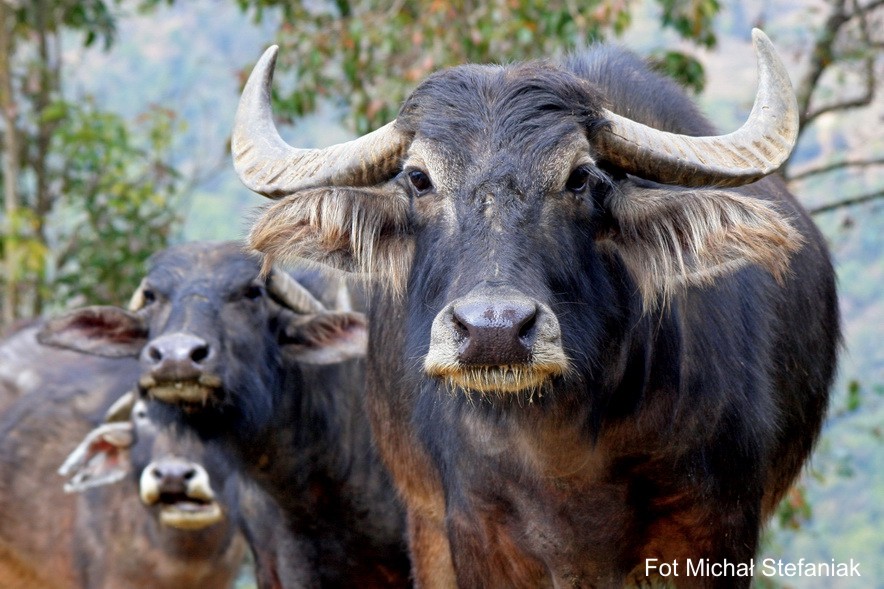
[40,242,410,588]
[248,45,839,588]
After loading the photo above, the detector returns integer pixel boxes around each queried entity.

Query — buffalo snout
[424,285,568,394]
[145,458,198,496]
[143,333,213,379]
[452,297,537,365]
[140,456,223,530]
[140,333,222,406]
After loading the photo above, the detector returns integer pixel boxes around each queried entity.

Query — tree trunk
[31,0,55,318]
[0,3,21,330]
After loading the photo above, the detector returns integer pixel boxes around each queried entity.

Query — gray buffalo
[0,324,246,589]
[40,241,410,587]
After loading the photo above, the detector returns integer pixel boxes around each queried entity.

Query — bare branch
[802,0,879,127]
[803,92,875,125]
[809,189,884,215]
[789,157,884,182]
[784,0,881,178]
[857,0,884,13]
[786,158,884,182]
[795,0,848,125]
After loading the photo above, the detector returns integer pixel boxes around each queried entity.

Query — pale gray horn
[104,390,137,423]
[128,279,147,311]
[267,269,326,314]
[595,29,798,188]
[232,45,410,198]
[334,278,354,312]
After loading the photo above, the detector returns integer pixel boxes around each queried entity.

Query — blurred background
[0,0,881,586]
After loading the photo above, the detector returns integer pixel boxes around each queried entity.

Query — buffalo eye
[565,166,591,194]
[141,289,156,305]
[407,169,433,196]
[243,284,264,300]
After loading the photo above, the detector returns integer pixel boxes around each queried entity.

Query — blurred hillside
[62,0,882,586]
[61,1,276,241]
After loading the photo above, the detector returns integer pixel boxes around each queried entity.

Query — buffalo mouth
[139,374,223,411]
[140,460,224,530]
[155,493,224,530]
[425,362,565,396]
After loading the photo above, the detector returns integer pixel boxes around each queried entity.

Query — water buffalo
[232,29,840,588]
[0,324,246,589]
[41,241,410,588]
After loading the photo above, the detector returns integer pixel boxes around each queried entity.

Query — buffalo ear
[37,306,148,357]
[280,311,368,365]
[59,422,135,493]
[249,184,414,293]
[605,183,804,309]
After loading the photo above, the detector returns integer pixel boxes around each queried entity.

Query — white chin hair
[443,366,554,396]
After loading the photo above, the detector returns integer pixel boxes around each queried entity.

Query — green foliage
[0,209,51,281]
[45,99,184,307]
[656,0,719,48]
[9,0,120,49]
[845,379,862,413]
[237,0,718,133]
[1,0,187,323]
[648,50,706,93]
[775,485,813,531]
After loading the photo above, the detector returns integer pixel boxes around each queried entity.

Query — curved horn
[334,278,355,312]
[104,390,137,423]
[267,269,326,314]
[128,279,147,311]
[595,29,798,188]
[232,45,410,198]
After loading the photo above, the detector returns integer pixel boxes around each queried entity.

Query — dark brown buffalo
[231,30,839,588]
[0,323,246,589]
[41,241,410,588]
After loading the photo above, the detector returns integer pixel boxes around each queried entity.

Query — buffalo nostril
[190,345,209,364]
[451,313,470,340]
[152,467,163,480]
[183,469,195,481]
[148,346,163,363]
[517,311,537,341]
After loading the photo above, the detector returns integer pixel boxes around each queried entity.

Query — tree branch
[784,0,881,178]
[803,88,875,126]
[795,0,848,126]
[802,0,878,127]
[789,157,884,182]
[856,0,884,13]
[809,189,884,215]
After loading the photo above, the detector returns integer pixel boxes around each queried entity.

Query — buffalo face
[237,34,802,397]
[129,244,278,411]
[398,117,602,394]
[38,242,367,420]
[60,398,228,533]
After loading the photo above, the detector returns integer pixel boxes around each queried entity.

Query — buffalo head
[233,31,802,397]
[60,395,228,531]
[37,242,367,419]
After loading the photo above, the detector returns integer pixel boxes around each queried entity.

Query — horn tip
[261,44,279,61]
[751,28,774,53]
[255,45,279,81]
